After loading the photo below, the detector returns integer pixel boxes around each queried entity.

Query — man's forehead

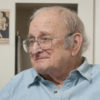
[34,9,60,17]
[28,30,52,38]
[30,11,66,31]
[31,9,64,24]
[29,8,70,30]
[29,10,68,37]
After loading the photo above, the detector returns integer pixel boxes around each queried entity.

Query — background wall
[94,0,100,64]
[0,0,15,89]
[0,0,100,89]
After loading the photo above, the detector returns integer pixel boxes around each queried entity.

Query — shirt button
[54,90,58,94]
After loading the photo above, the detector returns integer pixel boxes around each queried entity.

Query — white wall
[94,0,100,64]
[0,0,15,89]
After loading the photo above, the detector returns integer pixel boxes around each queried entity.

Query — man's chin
[33,65,49,74]
[32,59,51,73]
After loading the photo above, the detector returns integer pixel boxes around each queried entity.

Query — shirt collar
[28,58,92,87]
[28,68,40,88]
[77,59,92,82]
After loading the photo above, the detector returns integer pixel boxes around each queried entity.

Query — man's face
[28,11,72,74]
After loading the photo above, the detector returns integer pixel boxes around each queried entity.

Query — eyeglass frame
[23,32,74,53]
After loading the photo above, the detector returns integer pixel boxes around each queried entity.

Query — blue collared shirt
[0,60,100,100]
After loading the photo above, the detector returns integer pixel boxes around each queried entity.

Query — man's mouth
[35,57,49,61]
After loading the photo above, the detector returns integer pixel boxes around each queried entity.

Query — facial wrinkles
[30,50,51,61]
[29,10,69,68]
[29,37,53,61]
[29,11,67,38]
[29,20,57,38]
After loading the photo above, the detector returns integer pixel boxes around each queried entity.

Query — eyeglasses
[23,32,74,53]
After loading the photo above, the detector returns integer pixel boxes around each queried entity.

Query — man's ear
[71,33,83,56]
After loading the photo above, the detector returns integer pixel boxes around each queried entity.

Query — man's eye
[29,40,34,44]
[41,37,51,40]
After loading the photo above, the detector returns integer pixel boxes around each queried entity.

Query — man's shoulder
[91,64,100,80]
[92,64,100,73]
[3,68,36,89]
[11,68,35,83]
[0,68,37,99]
[14,68,34,78]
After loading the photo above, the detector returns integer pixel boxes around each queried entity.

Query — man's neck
[41,57,84,88]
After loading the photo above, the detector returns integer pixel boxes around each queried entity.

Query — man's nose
[31,42,42,54]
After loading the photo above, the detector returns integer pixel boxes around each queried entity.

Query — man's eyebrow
[39,30,51,35]
[27,34,35,39]
[28,31,51,38]
[39,32,51,37]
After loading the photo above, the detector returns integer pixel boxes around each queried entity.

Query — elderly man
[0,6,100,100]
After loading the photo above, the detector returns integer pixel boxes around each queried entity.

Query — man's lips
[34,57,49,61]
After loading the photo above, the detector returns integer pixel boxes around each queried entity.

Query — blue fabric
[0,60,100,100]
